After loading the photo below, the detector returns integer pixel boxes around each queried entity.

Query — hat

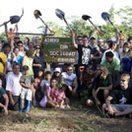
[54,67,61,73]
[98,39,104,42]
[89,36,96,40]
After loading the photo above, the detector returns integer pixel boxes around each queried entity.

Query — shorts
[20,88,32,101]
[112,104,132,112]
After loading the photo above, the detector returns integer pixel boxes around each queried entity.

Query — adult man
[75,35,83,64]
[101,51,120,88]
[127,36,132,48]
[6,63,22,111]
[103,74,132,117]
[62,65,77,97]
[72,32,91,65]
[89,36,102,70]
[101,40,119,62]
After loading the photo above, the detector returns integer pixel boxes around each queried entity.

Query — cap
[54,67,61,73]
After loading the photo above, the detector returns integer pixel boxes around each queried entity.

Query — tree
[100,6,119,40]
[0,32,7,42]
[116,6,132,37]
[47,21,64,37]
[63,16,92,37]
[37,22,65,37]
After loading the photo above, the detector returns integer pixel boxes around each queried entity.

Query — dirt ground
[0,102,132,132]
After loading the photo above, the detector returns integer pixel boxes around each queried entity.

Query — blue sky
[0,0,131,33]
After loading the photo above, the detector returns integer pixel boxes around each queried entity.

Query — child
[20,65,34,112]
[34,69,45,103]
[57,84,70,109]
[0,78,9,115]
[40,71,52,93]
[40,78,57,108]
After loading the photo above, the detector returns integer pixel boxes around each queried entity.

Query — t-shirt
[20,75,34,88]
[93,74,112,90]
[0,52,7,74]
[101,57,120,74]
[121,57,132,73]
[6,72,22,96]
[110,86,132,104]
[13,55,23,65]
[40,79,50,92]
[22,56,34,76]
[62,72,76,86]
[77,45,91,65]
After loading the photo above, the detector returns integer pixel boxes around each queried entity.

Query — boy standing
[20,65,34,112]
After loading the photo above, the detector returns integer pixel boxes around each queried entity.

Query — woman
[17,41,25,57]
[13,47,23,65]
[120,43,132,74]
[34,69,45,103]
[23,37,30,51]
[33,45,46,78]
[119,42,130,59]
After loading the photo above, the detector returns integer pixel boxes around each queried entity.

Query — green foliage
[0,6,132,41]
[116,6,132,27]
[47,21,64,37]
[0,32,6,42]
[115,6,132,38]
[64,16,91,37]
[101,24,117,40]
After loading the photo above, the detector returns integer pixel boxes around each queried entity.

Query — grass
[0,101,132,132]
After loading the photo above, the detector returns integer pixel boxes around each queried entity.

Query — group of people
[0,28,132,118]
[0,35,77,115]
[72,31,132,117]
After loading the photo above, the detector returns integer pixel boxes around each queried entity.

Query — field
[0,101,132,132]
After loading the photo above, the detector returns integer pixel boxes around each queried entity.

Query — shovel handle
[63,17,73,32]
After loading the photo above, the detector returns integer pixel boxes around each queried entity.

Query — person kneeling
[103,73,132,117]
[87,65,112,106]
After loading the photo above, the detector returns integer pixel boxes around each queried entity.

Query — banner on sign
[43,37,76,63]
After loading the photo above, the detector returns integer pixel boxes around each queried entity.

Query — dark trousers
[0,97,5,112]
[9,96,20,111]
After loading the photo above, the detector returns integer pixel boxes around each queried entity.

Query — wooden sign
[43,37,76,63]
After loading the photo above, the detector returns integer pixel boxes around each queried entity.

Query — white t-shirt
[6,72,22,96]
[62,72,76,86]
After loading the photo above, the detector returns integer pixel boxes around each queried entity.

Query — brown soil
[0,103,132,132]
